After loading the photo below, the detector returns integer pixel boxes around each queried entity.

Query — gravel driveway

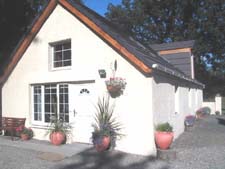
[169,115,225,169]
[1,115,225,169]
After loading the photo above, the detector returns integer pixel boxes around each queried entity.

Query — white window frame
[32,85,45,126]
[49,39,72,71]
[31,83,69,126]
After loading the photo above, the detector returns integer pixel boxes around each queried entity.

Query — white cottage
[0,0,204,156]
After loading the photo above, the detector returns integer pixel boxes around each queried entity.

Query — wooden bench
[0,117,26,140]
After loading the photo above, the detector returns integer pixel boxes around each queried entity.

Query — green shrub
[155,122,173,132]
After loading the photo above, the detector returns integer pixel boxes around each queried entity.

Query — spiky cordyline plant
[92,96,123,148]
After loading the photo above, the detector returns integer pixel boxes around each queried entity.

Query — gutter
[152,64,205,88]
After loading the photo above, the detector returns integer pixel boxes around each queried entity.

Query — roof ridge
[66,0,188,76]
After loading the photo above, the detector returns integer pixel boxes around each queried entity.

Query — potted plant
[155,122,173,150]
[105,60,126,98]
[15,125,25,137]
[20,127,34,140]
[105,77,126,98]
[92,96,123,152]
[196,109,203,119]
[47,117,72,146]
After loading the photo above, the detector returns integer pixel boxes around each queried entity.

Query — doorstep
[0,136,92,158]
[157,149,176,160]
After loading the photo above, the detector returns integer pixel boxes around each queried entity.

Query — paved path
[1,115,225,169]
[0,136,91,158]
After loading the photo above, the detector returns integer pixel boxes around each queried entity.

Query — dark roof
[67,1,204,87]
[0,0,204,88]
[151,40,195,51]
[67,1,187,75]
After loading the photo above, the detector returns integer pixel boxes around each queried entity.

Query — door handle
[73,109,77,117]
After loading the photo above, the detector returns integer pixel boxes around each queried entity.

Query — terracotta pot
[196,113,203,120]
[94,136,110,152]
[21,134,29,140]
[50,132,66,146]
[155,131,174,150]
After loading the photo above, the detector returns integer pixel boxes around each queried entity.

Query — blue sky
[83,0,122,16]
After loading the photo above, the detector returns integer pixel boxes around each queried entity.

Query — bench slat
[0,117,26,140]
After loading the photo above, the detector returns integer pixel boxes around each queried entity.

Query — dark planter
[107,85,123,98]
[94,136,110,152]
[155,131,174,150]
[50,132,66,146]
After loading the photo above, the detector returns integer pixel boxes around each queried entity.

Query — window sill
[31,124,49,130]
[51,66,72,71]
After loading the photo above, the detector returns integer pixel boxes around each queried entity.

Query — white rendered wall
[215,96,222,115]
[153,76,203,139]
[202,102,216,114]
[203,96,222,115]
[188,88,197,115]
[196,89,203,109]
[2,5,156,156]
[172,86,190,138]
[152,77,175,131]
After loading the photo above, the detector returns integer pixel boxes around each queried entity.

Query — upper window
[51,40,71,68]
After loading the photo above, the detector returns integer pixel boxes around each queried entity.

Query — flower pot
[94,136,110,152]
[50,132,66,146]
[107,85,122,98]
[20,134,30,140]
[155,131,173,150]
[196,113,203,120]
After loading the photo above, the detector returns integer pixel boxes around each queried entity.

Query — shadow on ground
[56,148,169,169]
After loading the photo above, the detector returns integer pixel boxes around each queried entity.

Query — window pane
[34,113,38,121]
[63,60,71,67]
[54,61,62,68]
[51,104,57,114]
[45,94,50,103]
[65,115,69,123]
[33,86,42,122]
[51,87,57,93]
[45,103,50,112]
[63,42,71,50]
[60,104,64,113]
[59,95,64,103]
[44,84,57,123]
[37,104,42,112]
[63,50,71,60]
[54,44,62,51]
[34,104,38,112]
[45,86,50,93]
[45,114,50,122]
[65,104,69,113]
[38,113,42,121]
[59,84,69,122]
[54,51,62,61]
[51,95,57,104]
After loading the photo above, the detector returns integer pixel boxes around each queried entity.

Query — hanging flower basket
[105,77,126,98]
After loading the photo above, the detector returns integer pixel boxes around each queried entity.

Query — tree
[106,0,225,98]
[0,0,49,74]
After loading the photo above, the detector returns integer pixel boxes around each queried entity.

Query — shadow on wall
[56,148,169,169]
